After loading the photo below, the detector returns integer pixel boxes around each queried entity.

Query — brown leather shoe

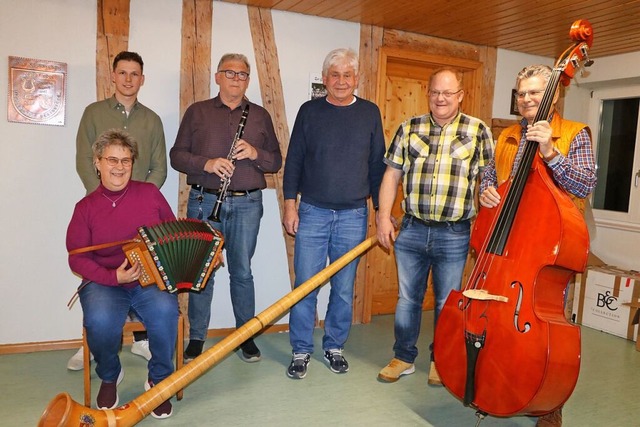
[378,358,415,383]
[536,407,562,427]
[428,361,442,386]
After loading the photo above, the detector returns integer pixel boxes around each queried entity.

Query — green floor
[2,313,638,426]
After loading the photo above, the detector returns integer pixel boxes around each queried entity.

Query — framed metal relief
[7,56,67,126]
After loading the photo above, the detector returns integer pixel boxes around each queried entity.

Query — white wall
[0,0,359,345]
[1,1,637,346]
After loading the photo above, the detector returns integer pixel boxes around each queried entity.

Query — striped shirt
[385,111,494,222]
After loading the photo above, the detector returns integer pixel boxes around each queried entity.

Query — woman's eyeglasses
[101,156,133,167]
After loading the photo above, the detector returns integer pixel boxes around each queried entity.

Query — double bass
[433,19,594,420]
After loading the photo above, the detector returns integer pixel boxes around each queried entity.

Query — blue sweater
[284,97,386,210]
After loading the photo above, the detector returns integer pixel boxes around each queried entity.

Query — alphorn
[39,234,379,427]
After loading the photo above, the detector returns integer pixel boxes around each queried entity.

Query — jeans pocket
[450,220,471,234]
[246,189,263,202]
[353,206,368,218]
[298,201,313,214]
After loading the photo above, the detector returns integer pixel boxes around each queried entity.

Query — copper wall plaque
[7,56,67,126]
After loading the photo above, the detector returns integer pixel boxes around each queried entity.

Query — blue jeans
[289,201,368,354]
[79,282,178,384]
[392,215,470,363]
[186,188,263,340]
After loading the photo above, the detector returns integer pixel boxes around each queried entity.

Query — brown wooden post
[177,0,213,333]
[354,24,384,324]
[96,0,130,101]
[247,6,295,288]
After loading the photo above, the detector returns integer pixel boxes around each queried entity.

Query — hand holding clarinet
[207,105,250,222]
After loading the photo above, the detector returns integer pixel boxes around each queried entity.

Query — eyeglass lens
[221,70,249,81]
[428,90,461,98]
[104,157,132,167]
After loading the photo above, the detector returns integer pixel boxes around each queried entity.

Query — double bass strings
[462,64,565,300]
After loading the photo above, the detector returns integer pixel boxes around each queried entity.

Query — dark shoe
[184,339,204,362]
[96,368,124,410]
[145,380,173,419]
[323,349,349,374]
[536,408,562,427]
[239,339,261,363]
[287,353,311,379]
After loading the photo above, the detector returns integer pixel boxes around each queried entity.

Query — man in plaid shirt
[376,67,494,385]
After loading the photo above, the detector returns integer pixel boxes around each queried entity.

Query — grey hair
[217,53,251,74]
[516,64,552,88]
[92,129,139,161]
[322,48,359,76]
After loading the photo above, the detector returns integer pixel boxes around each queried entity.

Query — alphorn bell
[39,235,379,426]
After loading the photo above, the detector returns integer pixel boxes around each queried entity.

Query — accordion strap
[68,238,139,255]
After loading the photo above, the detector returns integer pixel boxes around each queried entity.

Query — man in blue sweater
[283,48,386,379]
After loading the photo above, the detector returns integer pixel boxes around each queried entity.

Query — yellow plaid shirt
[385,111,494,222]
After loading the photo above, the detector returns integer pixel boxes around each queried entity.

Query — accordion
[122,218,224,293]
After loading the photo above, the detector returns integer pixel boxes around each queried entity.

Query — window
[588,86,640,230]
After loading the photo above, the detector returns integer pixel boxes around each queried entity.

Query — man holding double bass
[479,64,597,427]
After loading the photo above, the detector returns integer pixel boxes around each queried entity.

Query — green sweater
[76,95,167,193]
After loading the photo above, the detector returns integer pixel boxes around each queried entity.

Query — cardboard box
[622,301,640,351]
[572,265,640,341]
[565,251,605,321]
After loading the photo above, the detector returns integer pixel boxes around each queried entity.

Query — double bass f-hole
[510,281,531,334]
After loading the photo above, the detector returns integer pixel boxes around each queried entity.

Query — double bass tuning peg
[580,45,594,67]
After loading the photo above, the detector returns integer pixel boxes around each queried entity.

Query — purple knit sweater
[66,180,175,287]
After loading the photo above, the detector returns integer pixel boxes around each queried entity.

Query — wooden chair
[82,313,185,407]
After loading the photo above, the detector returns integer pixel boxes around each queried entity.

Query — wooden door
[366,48,483,317]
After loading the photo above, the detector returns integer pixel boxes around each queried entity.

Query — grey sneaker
[324,349,349,373]
[287,353,311,379]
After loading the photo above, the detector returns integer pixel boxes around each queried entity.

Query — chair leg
[82,328,91,407]
[176,313,184,400]
[82,313,186,407]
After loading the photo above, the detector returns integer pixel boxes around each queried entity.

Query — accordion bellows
[123,218,224,293]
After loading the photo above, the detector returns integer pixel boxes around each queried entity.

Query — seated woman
[66,129,177,419]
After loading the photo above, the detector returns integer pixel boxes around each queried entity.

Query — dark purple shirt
[170,96,282,191]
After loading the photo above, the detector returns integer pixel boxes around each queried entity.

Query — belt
[191,185,260,197]
[408,215,465,228]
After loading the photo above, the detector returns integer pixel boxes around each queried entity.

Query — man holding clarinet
[170,53,282,363]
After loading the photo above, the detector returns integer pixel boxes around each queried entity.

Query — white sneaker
[131,339,152,361]
[67,346,94,371]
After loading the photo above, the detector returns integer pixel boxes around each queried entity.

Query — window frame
[588,85,640,232]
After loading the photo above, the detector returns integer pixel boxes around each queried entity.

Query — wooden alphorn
[39,235,378,427]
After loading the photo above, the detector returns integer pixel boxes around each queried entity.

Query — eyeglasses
[428,89,462,99]
[218,70,249,81]
[515,89,545,99]
[102,156,133,167]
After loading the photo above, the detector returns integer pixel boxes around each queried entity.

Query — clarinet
[208,104,250,222]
